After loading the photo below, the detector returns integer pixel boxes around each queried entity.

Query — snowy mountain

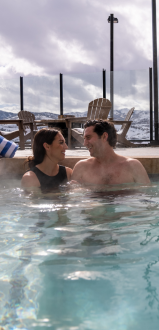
[0,109,151,141]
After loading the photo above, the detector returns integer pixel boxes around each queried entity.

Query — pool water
[0,180,159,329]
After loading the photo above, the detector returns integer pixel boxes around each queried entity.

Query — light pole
[108,14,118,119]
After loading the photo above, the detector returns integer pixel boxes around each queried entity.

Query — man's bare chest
[81,163,134,185]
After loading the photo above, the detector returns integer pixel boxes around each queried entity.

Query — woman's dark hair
[84,120,117,147]
[26,128,60,169]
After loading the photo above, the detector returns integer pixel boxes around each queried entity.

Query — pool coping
[1,153,159,177]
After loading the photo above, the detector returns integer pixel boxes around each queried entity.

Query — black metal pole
[149,67,153,141]
[110,14,114,119]
[152,0,158,141]
[59,73,63,116]
[103,69,106,98]
[110,14,114,72]
[20,76,23,111]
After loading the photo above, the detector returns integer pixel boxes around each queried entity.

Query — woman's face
[47,132,68,161]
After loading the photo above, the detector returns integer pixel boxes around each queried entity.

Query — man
[71,120,150,185]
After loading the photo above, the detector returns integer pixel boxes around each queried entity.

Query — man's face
[84,126,103,157]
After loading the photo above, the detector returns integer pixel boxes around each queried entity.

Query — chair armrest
[108,120,132,125]
[23,122,34,130]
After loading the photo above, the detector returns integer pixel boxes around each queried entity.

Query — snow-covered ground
[114,109,150,140]
[0,109,151,141]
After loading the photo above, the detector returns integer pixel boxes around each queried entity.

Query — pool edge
[0,155,159,176]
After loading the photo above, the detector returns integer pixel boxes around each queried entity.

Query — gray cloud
[0,0,157,74]
[0,0,157,114]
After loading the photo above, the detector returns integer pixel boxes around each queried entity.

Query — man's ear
[102,132,108,141]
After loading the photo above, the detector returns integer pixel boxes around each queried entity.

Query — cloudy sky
[0,0,158,113]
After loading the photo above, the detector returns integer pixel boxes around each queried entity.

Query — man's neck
[95,146,117,165]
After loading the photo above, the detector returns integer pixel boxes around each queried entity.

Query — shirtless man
[71,120,150,185]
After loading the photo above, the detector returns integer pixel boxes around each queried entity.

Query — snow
[0,109,151,141]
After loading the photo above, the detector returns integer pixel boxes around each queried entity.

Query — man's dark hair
[84,120,117,147]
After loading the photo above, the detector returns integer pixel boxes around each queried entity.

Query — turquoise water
[0,180,159,329]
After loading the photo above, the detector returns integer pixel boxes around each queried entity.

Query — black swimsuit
[30,165,67,192]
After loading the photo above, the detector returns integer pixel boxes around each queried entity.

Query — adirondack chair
[18,110,38,145]
[70,106,135,148]
[87,98,112,120]
[18,110,38,130]
[116,107,135,147]
[70,98,111,146]
[0,118,34,149]
[0,111,39,149]
[0,129,20,141]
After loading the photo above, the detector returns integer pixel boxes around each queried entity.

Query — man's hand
[69,180,79,185]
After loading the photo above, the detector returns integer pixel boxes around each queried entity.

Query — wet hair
[25,128,60,169]
[84,120,117,147]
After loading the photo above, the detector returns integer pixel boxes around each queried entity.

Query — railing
[0,69,155,142]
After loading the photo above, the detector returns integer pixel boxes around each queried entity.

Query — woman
[21,128,72,192]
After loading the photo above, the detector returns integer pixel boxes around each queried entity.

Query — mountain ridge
[0,109,150,140]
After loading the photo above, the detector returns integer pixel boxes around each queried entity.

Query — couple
[21,120,150,191]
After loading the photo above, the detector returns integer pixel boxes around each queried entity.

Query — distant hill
[0,110,17,119]
[0,108,149,122]
[0,109,151,140]
[0,110,88,120]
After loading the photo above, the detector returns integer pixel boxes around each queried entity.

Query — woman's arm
[21,171,40,188]
[66,167,73,181]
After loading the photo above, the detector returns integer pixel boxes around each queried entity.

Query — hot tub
[0,178,159,329]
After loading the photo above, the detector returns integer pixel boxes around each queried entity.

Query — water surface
[0,180,159,329]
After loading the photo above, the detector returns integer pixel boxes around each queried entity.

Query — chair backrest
[119,107,135,137]
[18,110,37,133]
[87,98,111,120]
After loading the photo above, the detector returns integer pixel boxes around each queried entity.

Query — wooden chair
[18,110,38,130]
[70,98,112,147]
[87,98,112,120]
[116,107,135,147]
[18,110,38,145]
[0,111,37,149]
[0,118,33,150]
[0,129,20,141]
[70,106,135,148]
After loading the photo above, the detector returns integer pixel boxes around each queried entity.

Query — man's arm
[129,159,150,184]
[71,160,86,183]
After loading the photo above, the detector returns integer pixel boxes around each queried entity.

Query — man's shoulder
[119,156,150,183]
[118,155,141,166]
[122,157,143,168]
[74,157,94,168]
[71,157,95,181]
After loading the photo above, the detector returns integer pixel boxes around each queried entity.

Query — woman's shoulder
[60,166,72,181]
[21,169,40,188]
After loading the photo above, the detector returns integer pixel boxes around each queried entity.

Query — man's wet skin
[69,181,149,200]
[72,124,150,186]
